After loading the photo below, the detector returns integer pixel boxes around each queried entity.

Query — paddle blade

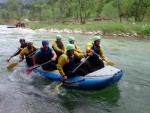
[26,69,32,73]
[106,61,114,66]
[55,83,63,91]
[7,62,18,70]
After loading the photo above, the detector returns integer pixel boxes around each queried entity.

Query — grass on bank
[27,21,150,36]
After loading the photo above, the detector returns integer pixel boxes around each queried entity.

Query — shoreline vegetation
[26,21,150,38]
[0,0,149,38]
[1,19,149,38]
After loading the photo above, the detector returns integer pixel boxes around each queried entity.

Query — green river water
[0,25,150,113]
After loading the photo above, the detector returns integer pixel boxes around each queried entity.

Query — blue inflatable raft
[34,66,123,90]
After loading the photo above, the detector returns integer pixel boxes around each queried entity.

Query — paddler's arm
[75,45,81,52]
[33,55,37,66]
[51,50,57,61]
[33,50,40,65]
[74,51,92,58]
[73,51,86,58]
[57,54,69,80]
[62,44,67,53]
[86,43,93,53]
[13,48,23,57]
[19,49,26,61]
[52,42,62,53]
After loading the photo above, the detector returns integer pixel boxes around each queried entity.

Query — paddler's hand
[63,75,68,81]
[19,48,23,51]
[6,59,9,62]
[51,57,56,61]
[90,49,94,53]
[101,57,107,61]
[6,56,13,62]
[61,50,64,54]
[87,52,93,56]
[19,59,23,62]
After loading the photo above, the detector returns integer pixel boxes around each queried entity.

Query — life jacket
[92,43,100,55]
[25,46,37,66]
[63,53,75,74]
[53,41,63,57]
[88,43,101,66]
[74,45,81,63]
[37,47,53,64]
[57,41,63,49]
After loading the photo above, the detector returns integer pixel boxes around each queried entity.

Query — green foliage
[0,0,149,37]
[101,2,119,20]
[27,21,150,36]
[0,0,150,23]
[6,0,22,20]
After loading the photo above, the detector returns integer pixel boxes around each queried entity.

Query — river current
[0,25,150,113]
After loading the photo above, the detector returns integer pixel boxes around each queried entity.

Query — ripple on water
[1,26,150,113]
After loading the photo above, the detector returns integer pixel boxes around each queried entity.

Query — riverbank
[26,21,150,38]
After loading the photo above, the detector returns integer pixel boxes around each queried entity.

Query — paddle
[6,49,20,62]
[54,79,85,92]
[72,56,90,73]
[75,50,114,66]
[54,83,63,91]
[7,51,36,70]
[93,52,114,66]
[27,60,52,72]
[7,60,22,70]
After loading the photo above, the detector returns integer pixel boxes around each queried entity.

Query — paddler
[68,36,84,63]
[57,44,93,81]
[52,34,66,62]
[86,36,106,69]
[33,40,57,70]
[19,41,38,67]
[6,38,27,62]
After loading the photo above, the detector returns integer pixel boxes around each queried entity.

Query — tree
[134,0,150,21]
[6,0,22,20]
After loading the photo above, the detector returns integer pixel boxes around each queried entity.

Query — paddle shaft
[7,50,37,69]
[29,60,52,71]
[21,50,37,61]
[93,51,114,66]
[27,51,36,57]
[7,49,20,61]
[55,79,85,91]
[92,51,103,59]
[72,56,89,73]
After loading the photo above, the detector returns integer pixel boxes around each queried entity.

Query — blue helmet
[42,40,49,45]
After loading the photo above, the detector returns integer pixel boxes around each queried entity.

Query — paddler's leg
[26,58,34,67]
[74,68,87,76]
[71,63,89,76]
[49,61,57,70]
[98,59,104,69]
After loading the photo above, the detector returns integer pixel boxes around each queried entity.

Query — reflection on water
[60,85,120,113]
[0,25,150,113]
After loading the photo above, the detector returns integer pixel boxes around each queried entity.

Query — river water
[0,25,150,113]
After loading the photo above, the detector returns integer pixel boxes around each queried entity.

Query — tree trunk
[78,0,83,24]
[116,0,122,22]
[135,0,143,22]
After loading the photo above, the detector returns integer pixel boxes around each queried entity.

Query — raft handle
[58,78,85,84]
